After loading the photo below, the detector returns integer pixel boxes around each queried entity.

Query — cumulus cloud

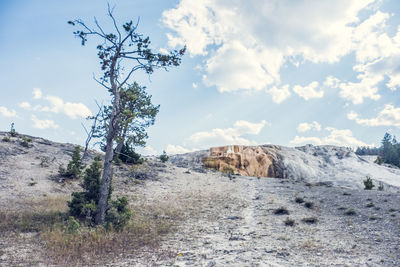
[185,120,267,148]
[0,106,17,118]
[348,104,400,127]
[267,85,291,104]
[327,10,400,103]
[290,127,371,148]
[163,0,376,93]
[297,121,322,132]
[166,144,197,155]
[44,96,92,119]
[293,81,324,100]
[31,115,59,129]
[21,89,92,119]
[33,88,42,99]
[19,102,31,109]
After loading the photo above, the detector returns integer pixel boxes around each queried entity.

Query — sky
[1,0,400,155]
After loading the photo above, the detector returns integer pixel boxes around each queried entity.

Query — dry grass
[0,195,183,266]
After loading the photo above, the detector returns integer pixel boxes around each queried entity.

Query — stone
[203,145,279,177]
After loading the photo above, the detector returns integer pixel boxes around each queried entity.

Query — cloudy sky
[1,0,400,155]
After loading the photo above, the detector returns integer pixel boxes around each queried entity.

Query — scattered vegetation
[301,217,318,224]
[363,176,375,190]
[284,218,295,226]
[2,136,10,142]
[366,202,375,208]
[59,146,85,178]
[21,136,32,147]
[295,196,305,203]
[274,207,289,215]
[28,181,37,186]
[344,208,356,216]
[159,150,169,163]
[304,201,314,209]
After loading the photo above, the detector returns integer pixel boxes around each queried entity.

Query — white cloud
[290,127,371,148]
[19,102,31,109]
[163,0,375,93]
[21,91,92,119]
[31,115,59,129]
[348,104,400,127]
[166,144,196,155]
[43,96,92,119]
[33,88,42,99]
[267,85,291,104]
[297,121,322,132]
[289,127,372,148]
[333,11,400,103]
[0,106,17,118]
[185,119,267,148]
[323,76,340,88]
[293,81,324,100]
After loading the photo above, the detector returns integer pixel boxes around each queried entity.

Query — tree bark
[95,53,120,225]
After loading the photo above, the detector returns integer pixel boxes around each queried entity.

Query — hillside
[0,132,399,266]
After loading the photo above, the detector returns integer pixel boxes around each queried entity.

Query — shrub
[159,150,169,163]
[284,218,295,226]
[21,136,32,147]
[301,217,318,224]
[68,156,131,229]
[105,197,132,230]
[68,157,102,224]
[118,143,144,164]
[2,136,10,142]
[374,156,383,165]
[365,202,374,208]
[274,207,289,215]
[295,197,304,204]
[304,201,314,209]
[59,146,85,178]
[363,176,374,190]
[344,209,356,216]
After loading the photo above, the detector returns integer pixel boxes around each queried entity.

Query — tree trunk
[95,132,115,225]
[95,54,120,225]
[114,126,127,159]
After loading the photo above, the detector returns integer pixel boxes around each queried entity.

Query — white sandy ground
[0,132,399,266]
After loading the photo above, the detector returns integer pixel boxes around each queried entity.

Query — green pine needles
[59,146,85,178]
[68,156,131,229]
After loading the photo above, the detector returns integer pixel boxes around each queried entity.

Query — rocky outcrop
[203,145,281,177]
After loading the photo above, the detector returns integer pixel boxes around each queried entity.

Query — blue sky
[1,0,400,155]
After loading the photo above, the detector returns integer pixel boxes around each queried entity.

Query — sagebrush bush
[363,176,375,190]
[59,146,85,178]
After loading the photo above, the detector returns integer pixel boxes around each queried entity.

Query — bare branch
[107,3,122,43]
[93,73,112,90]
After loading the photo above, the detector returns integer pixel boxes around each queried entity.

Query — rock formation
[203,145,279,177]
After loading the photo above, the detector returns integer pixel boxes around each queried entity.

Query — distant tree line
[356,132,400,167]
